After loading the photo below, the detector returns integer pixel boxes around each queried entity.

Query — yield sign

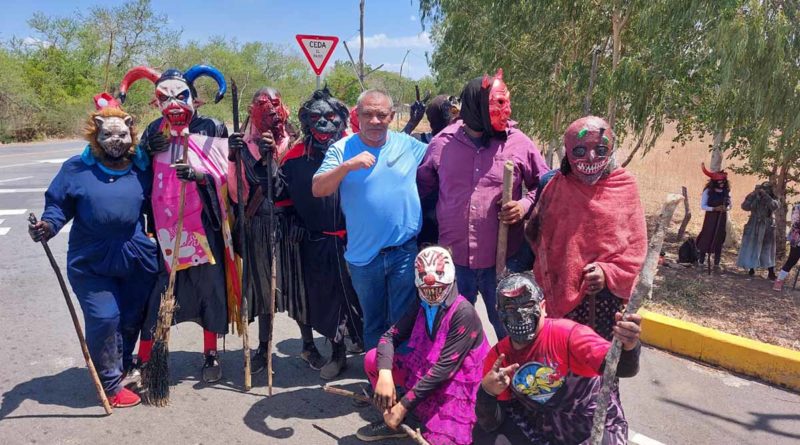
[295,34,339,75]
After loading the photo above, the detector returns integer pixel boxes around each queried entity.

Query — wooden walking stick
[143,127,191,407]
[231,79,252,391]
[589,193,684,445]
[265,141,279,397]
[322,385,431,445]
[28,213,113,416]
[495,161,515,278]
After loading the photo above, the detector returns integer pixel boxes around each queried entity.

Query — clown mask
[155,75,194,132]
[415,246,456,306]
[564,115,615,185]
[484,69,511,132]
[497,273,544,344]
[251,88,288,139]
[94,115,133,160]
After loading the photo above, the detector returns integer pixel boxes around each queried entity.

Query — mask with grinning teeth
[564,116,615,185]
[497,272,544,344]
[414,246,456,306]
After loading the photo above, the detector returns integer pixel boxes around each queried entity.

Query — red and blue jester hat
[118,65,226,135]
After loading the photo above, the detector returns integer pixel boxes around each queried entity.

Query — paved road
[0,141,798,445]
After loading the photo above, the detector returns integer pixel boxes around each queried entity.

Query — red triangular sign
[295,34,339,75]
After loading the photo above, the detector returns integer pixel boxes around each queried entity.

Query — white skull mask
[94,116,133,159]
[414,246,456,306]
[156,78,194,130]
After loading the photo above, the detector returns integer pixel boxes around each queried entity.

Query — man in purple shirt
[417,70,549,339]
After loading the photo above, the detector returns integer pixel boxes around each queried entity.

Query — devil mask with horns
[298,87,349,153]
[459,68,511,143]
[563,115,616,185]
[118,65,226,135]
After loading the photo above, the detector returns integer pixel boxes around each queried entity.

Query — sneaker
[355,420,408,442]
[773,279,785,292]
[109,387,141,408]
[251,345,267,374]
[122,357,142,389]
[202,351,222,383]
[300,343,326,370]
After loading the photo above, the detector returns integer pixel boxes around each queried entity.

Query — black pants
[781,245,800,273]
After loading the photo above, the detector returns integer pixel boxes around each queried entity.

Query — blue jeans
[348,237,418,350]
[455,242,534,340]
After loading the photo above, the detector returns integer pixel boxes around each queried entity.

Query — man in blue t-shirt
[313,89,428,349]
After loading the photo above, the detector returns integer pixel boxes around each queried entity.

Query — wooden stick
[589,193,684,445]
[495,161,515,278]
[676,186,691,240]
[29,213,113,416]
[266,143,278,396]
[322,385,431,445]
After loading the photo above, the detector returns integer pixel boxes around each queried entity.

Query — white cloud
[348,32,431,50]
[22,36,51,48]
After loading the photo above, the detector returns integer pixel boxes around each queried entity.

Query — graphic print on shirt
[512,360,565,404]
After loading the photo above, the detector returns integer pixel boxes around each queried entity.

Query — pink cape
[530,168,647,317]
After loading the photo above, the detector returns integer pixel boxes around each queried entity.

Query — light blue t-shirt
[315,131,428,266]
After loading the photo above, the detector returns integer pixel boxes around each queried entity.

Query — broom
[143,127,190,406]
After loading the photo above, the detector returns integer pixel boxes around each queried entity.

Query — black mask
[497,273,544,344]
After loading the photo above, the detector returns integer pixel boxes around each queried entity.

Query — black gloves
[28,220,53,242]
[175,163,205,183]
[228,132,245,162]
[144,130,169,156]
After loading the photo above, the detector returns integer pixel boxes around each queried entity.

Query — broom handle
[162,132,190,342]
[28,213,113,415]
[495,161,514,278]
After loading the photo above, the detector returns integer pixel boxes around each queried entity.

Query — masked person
[774,202,800,291]
[227,87,308,373]
[29,94,159,407]
[418,70,546,339]
[356,246,489,444]
[736,182,778,278]
[118,65,236,383]
[474,273,642,445]
[526,116,646,341]
[696,164,732,270]
[270,88,364,379]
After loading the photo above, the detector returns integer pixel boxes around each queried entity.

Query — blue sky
[0,0,434,79]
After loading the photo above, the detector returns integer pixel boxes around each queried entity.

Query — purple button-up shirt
[417,121,548,269]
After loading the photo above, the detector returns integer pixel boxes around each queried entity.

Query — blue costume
[40,147,158,396]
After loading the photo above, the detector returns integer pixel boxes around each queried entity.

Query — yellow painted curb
[639,309,800,392]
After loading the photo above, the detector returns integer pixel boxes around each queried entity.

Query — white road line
[0,209,26,215]
[630,431,666,445]
[38,158,69,164]
[0,188,47,194]
[0,228,9,236]
[0,176,33,184]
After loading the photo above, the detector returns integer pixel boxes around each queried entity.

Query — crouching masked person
[29,94,159,407]
[274,88,364,378]
[475,273,642,445]
[357,246,488,444]
[118,65,237,383]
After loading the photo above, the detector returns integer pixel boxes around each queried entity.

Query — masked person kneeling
[474,273,642,445]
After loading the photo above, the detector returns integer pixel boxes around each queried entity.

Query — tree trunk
[773,161,789,261]
[710,128,726,171]
[359,0,365,84]
[607,10,624,128]
[583,45,600,116]
[545,138,559,169]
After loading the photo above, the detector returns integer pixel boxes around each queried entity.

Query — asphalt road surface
[1,140,798,445]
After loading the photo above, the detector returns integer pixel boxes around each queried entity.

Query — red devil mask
[564,116,615,185]
[250,88,288,142]
[483,68,511,132]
